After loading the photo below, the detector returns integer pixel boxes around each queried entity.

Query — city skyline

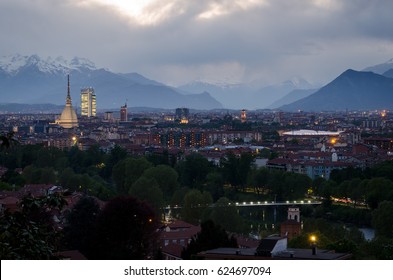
[1,0,392,87]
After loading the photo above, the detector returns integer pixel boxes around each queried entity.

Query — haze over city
[1,0,393,86]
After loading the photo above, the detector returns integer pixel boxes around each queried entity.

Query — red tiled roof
[161,243,184,259]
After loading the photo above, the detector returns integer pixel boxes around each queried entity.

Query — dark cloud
[1,0,392,85]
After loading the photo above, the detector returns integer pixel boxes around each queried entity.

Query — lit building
[175,108,189,123]
[241,109,247,123]
[80,87,96,117]
[120,103,128,122]
[104,111,114,121]
[55,75,78,129]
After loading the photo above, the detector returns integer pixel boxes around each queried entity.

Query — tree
[0,194,67,259]
[177,153,211,188]
[0,131,18,150]
[91,196,158,259]
[62,196,101,258]
[251,167,269,195]
[142,165,179,200]
[112,157,153,194]
[364,178,393,209]
[372,201,393,238]
[208,197,244,232]
[205,172,225,201]
[22,165,56,184]
[181,189,213,225]
[129,176,165,214]
[181,220,237,259]
[100,145,127,180]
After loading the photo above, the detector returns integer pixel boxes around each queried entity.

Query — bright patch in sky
[84,0,267,24]
[87,0,168,25]
[198,0,268,20]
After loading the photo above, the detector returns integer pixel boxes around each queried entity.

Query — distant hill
[0,103,63,114]
[267,88,317,109]
[280,69,393,111]
[178,78,314,109]
[0,54,223,110]
[363,58,393,75]
[383,69,393,79]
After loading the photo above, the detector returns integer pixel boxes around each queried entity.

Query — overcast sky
[1,0,392,86]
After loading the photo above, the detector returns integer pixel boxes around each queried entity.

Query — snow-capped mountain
[0,54,222,110]
[0,54,97,75]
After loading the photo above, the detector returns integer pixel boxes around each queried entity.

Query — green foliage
[355,237,393,259]
[177,153,212,189]
[289,217,366,254]
[326,239,358,254]
[91,196,158,259]
[0,181,13,191]
[0,194,66,259]
[129,176,164,214]
[204,172,225,201]
[112,157,153,194]
[364,178,393,209]
[372,201,393,238]
[0,132,18,149]
[23,165,56,184]
[181,189,213,225]
[207,197,245,232]
[220,152,254,188]
[62,196,101,257]
[142,165,179,200]
[99,145,127,179]
[181,220,238,259]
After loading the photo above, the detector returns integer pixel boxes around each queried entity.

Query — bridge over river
[163,199,321,210]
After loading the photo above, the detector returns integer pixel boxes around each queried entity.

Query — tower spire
[66,74,72,105]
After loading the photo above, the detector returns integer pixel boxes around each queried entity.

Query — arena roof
[283,130,341,136]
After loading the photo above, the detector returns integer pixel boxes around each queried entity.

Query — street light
[310,234,317,255]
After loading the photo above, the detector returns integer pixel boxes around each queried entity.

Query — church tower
[280,206,302,240]
[55,75,79,129]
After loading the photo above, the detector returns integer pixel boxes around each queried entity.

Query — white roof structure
[283,129,341,136]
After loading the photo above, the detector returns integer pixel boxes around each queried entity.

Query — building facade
[80,87,96,117]
[120,103,128,122]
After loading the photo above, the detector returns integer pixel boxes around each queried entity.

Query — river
[359,228,375,241]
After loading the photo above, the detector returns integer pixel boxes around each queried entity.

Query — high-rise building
[175,108,189,123]
[55,75,78,129]
[80,87,96,117]
[120,103,128,122]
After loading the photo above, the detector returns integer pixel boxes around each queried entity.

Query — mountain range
[0,54,222,110]
[1,54,393,111]
[279,69,393,111]
[178,78,314,109]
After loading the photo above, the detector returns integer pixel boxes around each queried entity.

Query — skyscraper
[80,87,96,117]
[55,75,78,129]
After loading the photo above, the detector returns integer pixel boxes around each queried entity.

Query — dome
[57,103,78,129]
[55,75,78,129]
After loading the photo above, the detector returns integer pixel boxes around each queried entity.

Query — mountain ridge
[0,54,223,110]
[279,69,393,111]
